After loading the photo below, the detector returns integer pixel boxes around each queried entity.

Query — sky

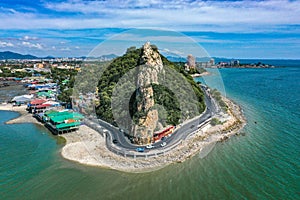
[0,0,299,59]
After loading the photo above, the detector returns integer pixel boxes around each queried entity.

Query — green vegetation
[51,68,78,104]
[96,46,206,129]
[210,118,222,126]
[211,89,228,112]
[0,64,53,78]
[160,56,205,118]
[152,84,181,125]
[96,48,141,125]
[2,71,31,78]
[128,84,181,127]
[0,66,32,78]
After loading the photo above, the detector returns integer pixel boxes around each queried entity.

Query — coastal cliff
[132,42,164,144]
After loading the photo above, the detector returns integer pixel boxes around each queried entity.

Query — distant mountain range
[0,51,38,60]
[0,51,118,60]
[0,50,213,62]
[85,54,118,60]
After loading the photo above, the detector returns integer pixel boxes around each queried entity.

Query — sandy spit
[0,96,246,173]
[59,96,246,173]
[190,71,211,77]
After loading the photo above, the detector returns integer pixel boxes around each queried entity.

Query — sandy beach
[62,96,246,173]
[62,95,246,173]
[0,104,44,126]
[191,71,211,77]
[0,95,246,173]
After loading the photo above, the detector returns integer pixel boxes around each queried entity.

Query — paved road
[157,86,218,148]
[87,85,219,153]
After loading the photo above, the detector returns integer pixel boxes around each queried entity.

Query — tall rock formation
[132,42,164,144]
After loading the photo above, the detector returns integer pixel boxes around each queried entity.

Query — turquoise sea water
[0,66,299,199]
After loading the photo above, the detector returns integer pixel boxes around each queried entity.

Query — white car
[160,142,167,147]
[146,144,154,149]
[103,129,108,133]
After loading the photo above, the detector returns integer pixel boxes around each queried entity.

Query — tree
[211,118,221,126]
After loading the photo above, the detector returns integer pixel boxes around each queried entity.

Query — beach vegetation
[211,89,228,112]
[210,118,221,126]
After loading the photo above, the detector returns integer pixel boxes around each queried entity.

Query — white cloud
[111,33,241,44]
[21,41,43,49]
[0,0,299,32]
[192,36,241,44]
[0,41,14,47]
[160,48,185,56]
[43,0,300,25]
[22,35,38,40]
[0,7,18,14]
[89,29,210,58]
[111,33,193,43]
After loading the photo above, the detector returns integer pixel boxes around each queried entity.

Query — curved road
[87,85,218,153]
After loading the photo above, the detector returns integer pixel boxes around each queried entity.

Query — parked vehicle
[160,142,167,147]
[146,144,154,149]
[136,147,145,152]
[112,139,118,144]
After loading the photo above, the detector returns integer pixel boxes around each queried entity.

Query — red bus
[153,126,174,142]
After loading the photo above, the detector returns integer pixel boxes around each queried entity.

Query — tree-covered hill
[96,45,205,132]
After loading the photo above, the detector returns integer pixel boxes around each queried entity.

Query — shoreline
[190,71,211,77]
[0,104,44,126]
[0,96,246,173]
[61,97,246,173]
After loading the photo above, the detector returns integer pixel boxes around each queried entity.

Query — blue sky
[0,0,299,59]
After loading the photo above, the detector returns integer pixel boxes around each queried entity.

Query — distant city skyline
[0,0,299,59]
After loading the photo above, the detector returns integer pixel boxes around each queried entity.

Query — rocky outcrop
[132,42,164,144]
